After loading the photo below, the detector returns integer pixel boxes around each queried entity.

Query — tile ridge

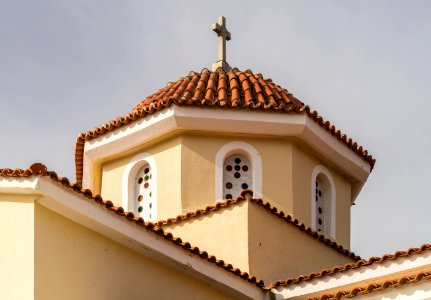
[269,243,431,289]
[308,271,431,300]
[158,190,360,262]
[0,164,265,289]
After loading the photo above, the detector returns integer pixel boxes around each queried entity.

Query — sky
[1,0,430,258]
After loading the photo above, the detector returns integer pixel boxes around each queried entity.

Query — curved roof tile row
[309,272,431,300]
[0,163,265,288]
[270,244,431,288]
[158,190,360,261]
[74,68,375,184]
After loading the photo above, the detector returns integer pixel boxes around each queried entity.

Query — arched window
[122,153,157,221]
[223,154,252,199]
[215,141,262,201]
[311,165,336,238]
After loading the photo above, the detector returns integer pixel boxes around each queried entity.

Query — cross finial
[211,16,232,72]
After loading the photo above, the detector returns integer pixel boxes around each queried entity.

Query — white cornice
[0,176,267,300]
[82,106,371,200]
[272,250,431,299]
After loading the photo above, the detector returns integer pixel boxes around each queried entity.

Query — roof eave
[77,106,372,197]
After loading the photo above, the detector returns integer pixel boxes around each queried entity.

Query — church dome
[75,67,375,184]
[131,68,305,114]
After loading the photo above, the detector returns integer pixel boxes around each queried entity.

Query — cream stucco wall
[247,201,354,283]
[34,203,233,300]
[98,131,353,248]
[291,144,352,247]
[164,201,354,284]
[180,133,294,213]
[0,194,35,300]
[163,200,250,272]
[101,135,183,220]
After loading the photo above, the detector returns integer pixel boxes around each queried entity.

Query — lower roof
[311,271,431,300]
[158,190,360,261]
[0,163,265,290]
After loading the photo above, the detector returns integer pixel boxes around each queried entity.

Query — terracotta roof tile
[0,164,265,289]
[157,190,360,261]
[309,272,431,300]
[74,68,375,184]
[269,244,431,288]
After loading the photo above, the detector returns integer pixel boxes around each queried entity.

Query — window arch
[311,165,336,238]
[215,141,262,201]
[122,153,157,221]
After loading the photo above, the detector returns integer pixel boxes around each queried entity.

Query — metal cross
[211,16,232,71]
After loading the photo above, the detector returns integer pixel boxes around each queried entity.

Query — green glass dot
[144,175,150,181]
[149,192,152,197]
[138,206,143,213]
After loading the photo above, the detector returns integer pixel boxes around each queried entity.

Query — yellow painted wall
[34,203,233,300]
[163,201,250,272]
[291,144,352,247]
[180,133,294,213]
[99,131,353,247]
[101,135,183,220]
[164,201,354,284]
[247,201,354,283]
[0,194,35,300]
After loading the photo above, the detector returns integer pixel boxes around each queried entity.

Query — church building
[1,17,430,300]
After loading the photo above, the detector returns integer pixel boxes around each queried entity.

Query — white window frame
[122,152,157,220]
[311,165,336,238]
[215,141,262,201]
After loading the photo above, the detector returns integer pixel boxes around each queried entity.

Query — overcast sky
[1,0,430,258]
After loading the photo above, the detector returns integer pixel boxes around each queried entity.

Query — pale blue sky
[1,0,430,258]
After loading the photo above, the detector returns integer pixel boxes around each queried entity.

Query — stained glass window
[223,154,252,200]
[315,178,324,232]
[134,164,154,221]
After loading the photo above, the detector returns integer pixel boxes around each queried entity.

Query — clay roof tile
[0,165,266,289]
[74,69,375,184]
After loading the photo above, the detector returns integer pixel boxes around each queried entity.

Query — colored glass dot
[242,165,248,172]
[318,207,322,214]
[138,206,143,213]
[144,168,150,174]
[149,192,152,197]
[318,218,322,225]
[144,175,150,181]
[226,194,233,199]
[234,165,241,171]
[144,182,149,189]
[241,183,248,189]
[234,157,241,164]
[234,172,241,178]
[149,203,152,209]
[138,178,143,184]
[226,182,233,189]
[226,165,233,171]
[138,195,143,202]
